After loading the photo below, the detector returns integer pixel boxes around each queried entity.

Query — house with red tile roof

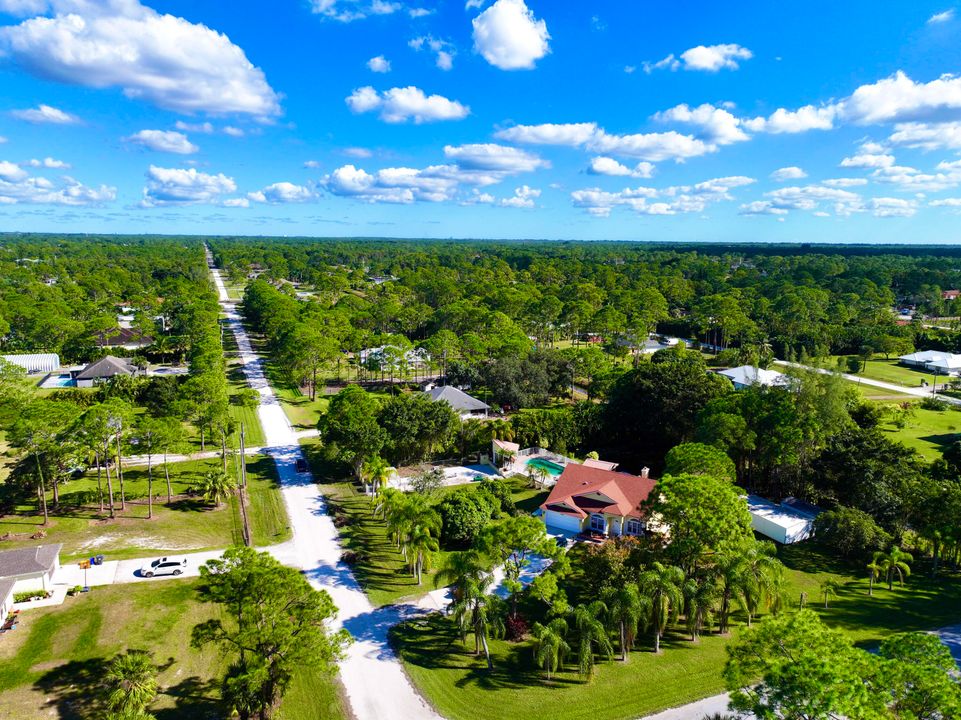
[539,463,657,537]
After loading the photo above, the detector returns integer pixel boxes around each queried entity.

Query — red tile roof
[540,463,657,520]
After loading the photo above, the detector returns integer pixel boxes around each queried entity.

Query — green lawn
[834,356,939,389]
[0,455,290,562]
[0,580,346,720]
[878,403,961,460]
[310,456,549,607]
[392,538,961,720]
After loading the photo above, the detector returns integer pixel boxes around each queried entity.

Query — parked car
[140,557,188,578]
[295,458,308,473]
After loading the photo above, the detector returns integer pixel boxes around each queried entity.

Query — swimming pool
[526,457,565,476]
[42,375,75,388]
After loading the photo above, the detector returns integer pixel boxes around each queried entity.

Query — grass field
[392,538,961,720]
[879,403,961,459]
[834,356,939,389]
[0,455,291,561]
[314,464,548,607]
[0,580,346,720]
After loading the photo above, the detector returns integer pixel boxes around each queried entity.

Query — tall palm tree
[102,650,158,717]
[639,562,685,653]
[603,583,650,661]
[713,550,748,634]
[437,551,501,670]
[820,578,841,608]
[683,578,720,642]
[406,524,439,585]
[531,618,570,680]
[866,551,884,597]
[739,540,783,626]
[880,546,913,590]
[198,470,235,508]
[572,601,614,679]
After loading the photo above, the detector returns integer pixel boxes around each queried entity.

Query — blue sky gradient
[1,0,961,242]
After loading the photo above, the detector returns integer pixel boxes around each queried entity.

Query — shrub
[814,506,891,559]
[14,589,51,603]
[478,477,514,514]
[505,615,529,641]
[438,491,496,548]
[920,396,948,411]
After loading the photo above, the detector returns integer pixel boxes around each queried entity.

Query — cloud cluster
[409,35,455,70]
[0,0,281,117]
[471,0,549,70]
[571,175,755,217]
[324,143,546,203]
[346,85,469,123]
[310,0,402,22]
[740,183,918,218]
[248,182,315,204]
[125,129,198,154]
[588,157,654,178]
[770,166,807,181]
[644,43,752,73]
[141,165,236,207]
[24,156,70,169]
[0,160,114,205]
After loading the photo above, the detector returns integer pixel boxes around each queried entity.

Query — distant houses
[718,365,791,390]
[540,463,657,538]
[358,346,431,373]
[899,350,961,376]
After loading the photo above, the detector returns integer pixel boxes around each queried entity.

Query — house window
[625,518,641,536]
[590,514,606,533]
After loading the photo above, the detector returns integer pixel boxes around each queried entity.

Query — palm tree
[197,470,235,508]
[603,583,650,661]
[406,524,439,585]
[880,546,913,590]
[361,455,394,494]
[437,551,501,670]
[531,618,570,679]
[638,562,685,653]
[714,550,748,634]
[102,650,158,717]
[820,578,841,608]
[866,551,884,597]
[739,540,783,626]
[572,601,614,679]
[684,578,719,642]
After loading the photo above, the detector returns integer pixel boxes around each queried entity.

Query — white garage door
[544,510,582,533]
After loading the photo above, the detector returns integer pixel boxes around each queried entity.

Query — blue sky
[1,0,961,242]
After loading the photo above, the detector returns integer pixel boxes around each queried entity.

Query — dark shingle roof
[76,356,135,380]
[0,544,62,578]
[426,386,490,412]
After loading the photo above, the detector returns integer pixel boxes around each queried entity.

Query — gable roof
[426,385,490,412]
[0,544,62,579]
[718,365,790,388]
[540,463,656,520]
[76,355,136,380]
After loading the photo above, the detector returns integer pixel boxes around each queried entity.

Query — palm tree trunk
[480,631,493,671]
[115,432,126,510]
[164,451,172,503]
[95,451,104,512]
[35,451,48,525]
[104,447,115,518]
[621,622,628,662]
[868,574,874,596]
[653,627,660,654]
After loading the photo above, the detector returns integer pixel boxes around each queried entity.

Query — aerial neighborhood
[2,2,961,719]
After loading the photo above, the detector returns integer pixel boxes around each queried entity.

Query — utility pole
[238,423,251,547]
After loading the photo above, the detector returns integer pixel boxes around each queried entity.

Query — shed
[1,353,60,374]
[0,578,14,625]
[746,495,815,544]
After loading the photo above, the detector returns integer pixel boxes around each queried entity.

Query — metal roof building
[1,353,60,374]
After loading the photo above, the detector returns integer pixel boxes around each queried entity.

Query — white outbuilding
[718,365,791,390]
[1,353,60,374]
[746,495,819,544]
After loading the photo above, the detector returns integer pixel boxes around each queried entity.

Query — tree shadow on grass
[33,657,111,719]
[918,432,960,448]
[157,675,224,719]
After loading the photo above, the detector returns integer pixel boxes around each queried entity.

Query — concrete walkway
[208,251,442,720]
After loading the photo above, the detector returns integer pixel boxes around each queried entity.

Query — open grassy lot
[0,580,346,720]
[878,402,961,460]
[0,455,290,561]
[310,452,548,607]
[392,538,961,720]
[834,356,939,389]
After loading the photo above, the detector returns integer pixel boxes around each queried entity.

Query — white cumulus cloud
[770,166,807,181]
[125,129,198,154]
[0,162,114,205]
[744,105,838,134]
[10,104,80,124]
[472,0,550,70]
[587,157,654,178]
[367,55,391,73]
[248,182,315,204]
[500,184,540,208]
[24,156,70,169]
[644,43,752,73]
[0,0,281,117]
[928,9,955,23]
[141,165,236,207]
[888,121,961,151]
[409,36,455,70]
[840,152,895,169]
[654,103,748,144]
[346,85,469,123]
[571,175,753,217]
[310,0,401,22]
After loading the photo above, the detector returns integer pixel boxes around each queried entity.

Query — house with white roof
[718,365,792,390]
[899,350,961,375]
[746,496,820,544]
